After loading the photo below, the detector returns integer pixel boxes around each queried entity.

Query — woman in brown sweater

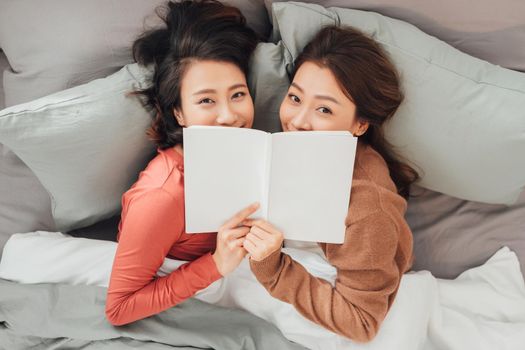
[242,26,420,343]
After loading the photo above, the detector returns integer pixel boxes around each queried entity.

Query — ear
[173,108,185,126]
[354,120,369,137]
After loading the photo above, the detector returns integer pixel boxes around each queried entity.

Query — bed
[0,1,524,349]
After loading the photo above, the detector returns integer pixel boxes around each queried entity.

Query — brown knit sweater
[250,141,414,343]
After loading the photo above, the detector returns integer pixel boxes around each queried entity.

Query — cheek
[279,101,292,126]
[183,104,217,126]
[317,115,355,132]
[344,113,359,132]
[247,98,255,122]
[238,97,255,126]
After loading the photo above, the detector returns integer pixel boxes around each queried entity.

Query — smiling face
[174,60,254,128]
[279,61,368,135]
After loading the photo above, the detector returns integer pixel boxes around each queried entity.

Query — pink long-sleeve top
[105,147,221,326]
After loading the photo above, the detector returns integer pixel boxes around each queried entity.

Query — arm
[105,189,221,326]
[249,213,407,342]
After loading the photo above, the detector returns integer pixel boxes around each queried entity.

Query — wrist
[250,246,282,262]
[250,248,282,264]
[211,252,225,276]
[249,249,283,281]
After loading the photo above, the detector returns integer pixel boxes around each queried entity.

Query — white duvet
[1,231,524,350]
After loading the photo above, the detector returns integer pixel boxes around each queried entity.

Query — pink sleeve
[105,189,221,326]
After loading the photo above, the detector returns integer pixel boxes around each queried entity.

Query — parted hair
[132,0,259,149]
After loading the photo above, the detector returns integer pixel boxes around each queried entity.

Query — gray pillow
[0,145,56,260]
[252,2,525,204]
[1,49,56,260]
[265,0,525,72]
[249,42,292,133]
[0,64,156,232]
[0,0,269,250]
[406,186,525,281]
[226,0,271,39]
[0,0,268,107]
[0,0,163,107]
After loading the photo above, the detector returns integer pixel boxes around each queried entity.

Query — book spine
[261,133,272,220]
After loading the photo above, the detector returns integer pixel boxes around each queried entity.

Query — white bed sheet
[1,231,524,350]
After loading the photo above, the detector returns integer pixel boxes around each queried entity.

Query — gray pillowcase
[0,64,156,232]
[249,42,292,133]
[0,146,56,260]
[252,2,525,204]
[1,50,57,260]
[0,0,168,254]
[226,0,271,39]
[265,0,525,72]
[0,0,269,254]
[406,186,525,281]
[0,0,268,107]
[0,0,164,107]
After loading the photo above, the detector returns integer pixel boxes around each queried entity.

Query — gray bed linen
[406,186,525,280]
[0,279,307,350]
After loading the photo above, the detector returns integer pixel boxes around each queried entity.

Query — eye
[232,91,246,99]
[288,94,300,104]
[317,107,332,114]
[198,98,214,105]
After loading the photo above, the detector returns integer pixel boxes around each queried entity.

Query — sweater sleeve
[249,212,404,343]
[105,189,221,326]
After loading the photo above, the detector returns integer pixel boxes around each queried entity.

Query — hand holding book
[242,218,284,261]
[212,202,260,275]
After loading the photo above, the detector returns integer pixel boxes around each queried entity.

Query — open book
[183,126,357,243]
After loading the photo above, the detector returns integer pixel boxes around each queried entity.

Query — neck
[174,144,183,156]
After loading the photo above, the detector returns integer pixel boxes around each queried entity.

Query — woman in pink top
[105,0,259,326]
[241,26,420,342]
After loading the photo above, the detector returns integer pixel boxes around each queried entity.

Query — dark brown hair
[293,26,419,198]
[132,0,258,149]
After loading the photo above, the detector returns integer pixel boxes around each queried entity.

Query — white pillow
[0,64,155,231]
[255,2,525,204]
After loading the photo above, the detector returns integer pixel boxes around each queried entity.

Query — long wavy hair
[132,0,258,149]
[293,26,419,198]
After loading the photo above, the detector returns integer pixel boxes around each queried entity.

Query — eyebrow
[290,82,340,105]
[193,84,248,96]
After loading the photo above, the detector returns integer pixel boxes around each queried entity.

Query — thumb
[239,246,249,257]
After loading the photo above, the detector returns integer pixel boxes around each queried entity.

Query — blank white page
[268,131,357,243]
[183,126,268,233]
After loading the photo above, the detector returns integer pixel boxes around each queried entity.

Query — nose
[215,102,238,126]
[290,108,312,131]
